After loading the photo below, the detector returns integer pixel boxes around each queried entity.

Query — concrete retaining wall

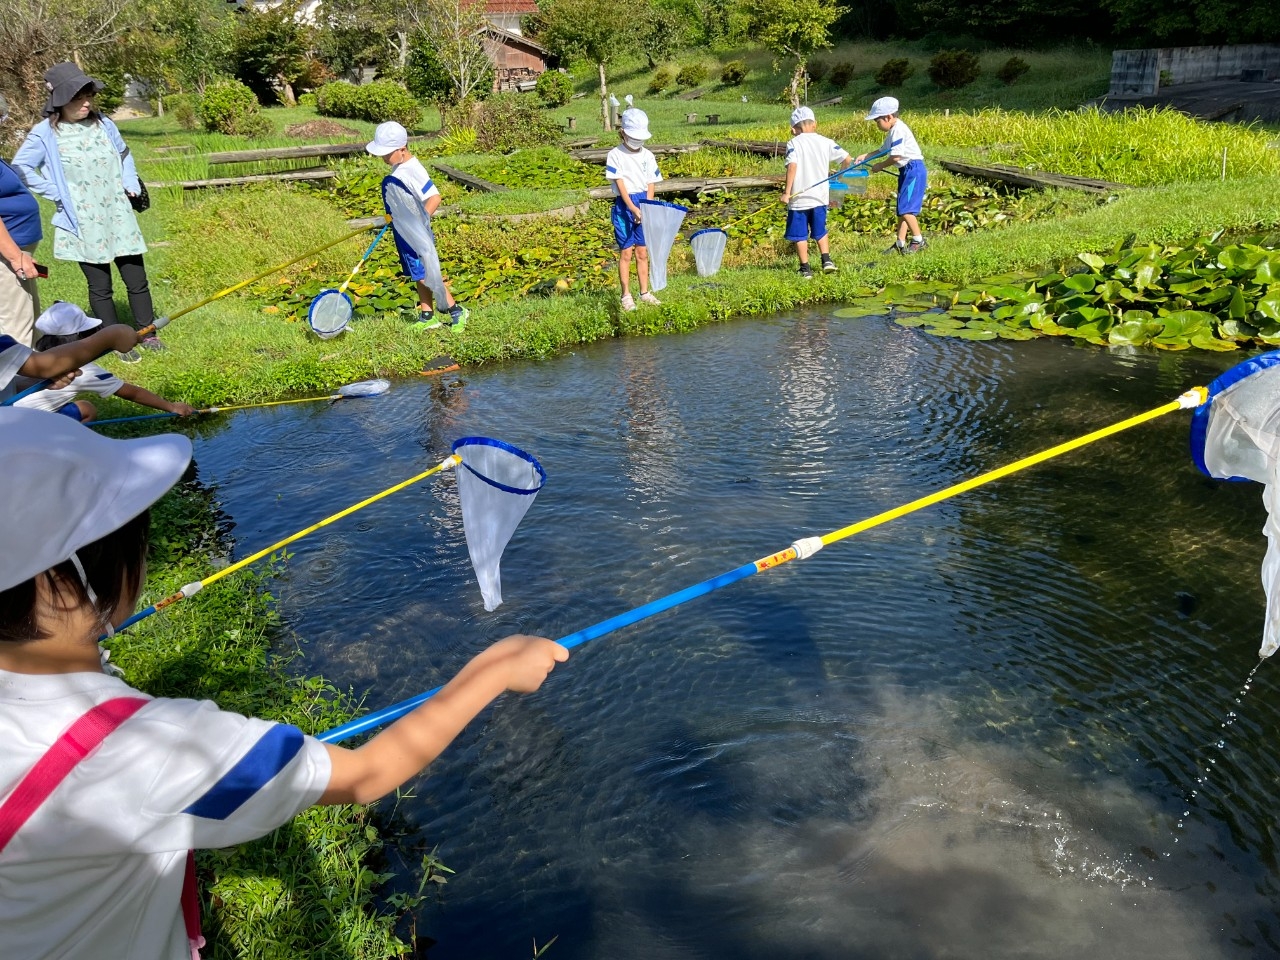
[1109,44,1280,96]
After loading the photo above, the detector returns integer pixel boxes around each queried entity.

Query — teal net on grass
[453,437,546,611]
[639,199,687,292]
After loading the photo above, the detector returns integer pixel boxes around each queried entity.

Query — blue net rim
[638,198,690,214]
[451,436,547,495]
[690,228,728,240]
[307,288,351,333]
[1190,349,1280,481]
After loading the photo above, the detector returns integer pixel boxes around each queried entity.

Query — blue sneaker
[447,306,469,333]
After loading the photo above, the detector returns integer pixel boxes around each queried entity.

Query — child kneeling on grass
[14,301,195,423]
[366,121,469,333]
[1,309,141,403]
[0,407,568,959]
[856,96,928,255]
[606,108,663,313]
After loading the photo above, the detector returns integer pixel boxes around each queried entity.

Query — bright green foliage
[315,80,421,127]
[676,62,708,88]
[874,58,913,87]
[404,39,458,104]
[230,5,308,104]
[474,94,561,152]
[720,60,748,86]
[536,70,575,107]
[649,64,676,93]
[196,80,270,137]
[900,235,1280,351]
[928,50,981,90]
[467,148,597,188]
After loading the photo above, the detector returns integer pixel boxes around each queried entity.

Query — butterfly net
[452,437,546,611]
[382,175,449,310]
[1191,352,1280,656]
[690,228,727,278]
[308,289,352,339]
[639,199,687,292]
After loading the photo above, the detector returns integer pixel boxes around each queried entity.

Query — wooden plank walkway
[701,137,786,157]
[569,143,703,163]
[936,159,1127,194]
[586,174,782,200]
[151,169,338,189]
[203,136,435,166]
[431,162,507,192]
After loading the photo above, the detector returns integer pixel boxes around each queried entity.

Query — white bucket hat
[619,108,652,140]
[0,408,192,592]
[35,301,101,337]
[866,97,899,120]
[790,105,815,127]
[366,121,409,157]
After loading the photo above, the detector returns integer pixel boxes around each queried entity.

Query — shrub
[875,58,913,87]
[436,125,478,155]
[928,49,981,89]
[474,94,560,152]
[648,64,675,94]
[720,60,748,86]
[830,60,856,88]
[536,70,574,107]
[297,92,317,108]
[806,59,829,85]
[295,55,333,92]
[196,79,270,137]
[317,79,420,126]
[165,93,199,131]
[676,62,707,88]
[996,56,1030,85]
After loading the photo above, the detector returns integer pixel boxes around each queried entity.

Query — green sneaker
[411,309,443,331]
[447,306,469,333]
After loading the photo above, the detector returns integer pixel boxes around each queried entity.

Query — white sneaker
[639,291,662,305]
[620,293,636,312]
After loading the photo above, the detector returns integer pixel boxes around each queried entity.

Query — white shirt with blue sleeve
[14,361,123,413]
[0,334,32,403]
[880,119,924,167]
[784,133,850,210]
[605,146,662,199]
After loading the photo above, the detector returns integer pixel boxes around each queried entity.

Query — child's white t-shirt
[13,361,123,413]
[605,146,662,197]
[389,156,440,205]
[0,669,332,960]
[880,119,923,167]
[784,132,850,210]
[0,333,32,403]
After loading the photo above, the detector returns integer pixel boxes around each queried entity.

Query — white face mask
[622,133,644,150]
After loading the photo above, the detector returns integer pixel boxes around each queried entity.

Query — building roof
[483,0,539,13]
[480,22,550,56]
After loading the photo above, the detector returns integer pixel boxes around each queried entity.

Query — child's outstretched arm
[319,634,568,805]
[20,325,139,379]
[115,382,196,416]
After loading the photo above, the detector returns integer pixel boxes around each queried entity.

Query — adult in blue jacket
[14,63,163,350]
[0,93,43,347]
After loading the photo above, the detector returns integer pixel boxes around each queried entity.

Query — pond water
[188,310,1280,959]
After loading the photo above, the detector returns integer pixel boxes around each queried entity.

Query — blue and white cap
[790,105,815,126]
[866,96,899,120]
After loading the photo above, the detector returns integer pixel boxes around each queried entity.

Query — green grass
[118,482,408,960]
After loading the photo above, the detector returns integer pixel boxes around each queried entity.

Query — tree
[114,0,235,111]
[639,5,687,69]
[231,3,309,106]
[314,0,394,79]
[742,0,845,106]
[405,0,494,104]
[537,0,648,131]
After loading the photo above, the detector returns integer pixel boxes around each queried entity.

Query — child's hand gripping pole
[720,153,883,235]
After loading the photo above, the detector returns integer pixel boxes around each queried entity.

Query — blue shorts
[897,160,927,217]
[393,230,427,283]
[612,194,647,250]
[56,402,83,422]
[784,206,828,243]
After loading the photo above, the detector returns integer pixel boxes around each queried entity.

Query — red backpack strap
[0,696,149,852]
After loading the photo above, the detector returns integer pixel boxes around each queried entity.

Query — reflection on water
[184,310,1280,959]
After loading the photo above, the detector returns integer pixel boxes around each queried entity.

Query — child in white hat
[13,301,195,422]
[0,407,568,959]
[1,308,141,404]
[605,108,664,312]
[782,105,853,279]
[856,97,928,255]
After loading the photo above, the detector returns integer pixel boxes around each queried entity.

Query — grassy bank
[119,480,408,959]
[53,171,1280,412]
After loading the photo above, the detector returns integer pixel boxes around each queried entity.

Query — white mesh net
[691,228,727,278]
[1196,355,1280,655]
[308,289,352,339]
[382,176,449,310]
[453,438,545,611]
[639,199,687,292]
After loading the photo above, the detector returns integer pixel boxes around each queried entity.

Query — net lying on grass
[453,437,546,611]
[306,223,392,340]
[639,199,687,293]
[690,228,728,278]
[382,174,449,310]
[1190,351,1280,656]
